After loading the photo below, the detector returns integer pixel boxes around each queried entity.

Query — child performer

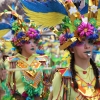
[4,20,44,100]
[48,0,100,100]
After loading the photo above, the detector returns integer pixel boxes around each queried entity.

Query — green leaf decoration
[57,31,62,36]
[61,16,75,33]
[74,19,82,27]
[21,72,43,99]
[31,23,36,28]
[89,18,97,26]
[2,95,14,100]
[22,22,26,26]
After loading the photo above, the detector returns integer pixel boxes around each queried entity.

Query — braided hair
[90,58,100,89]
[70,53,78,89]
[70,53,100,90]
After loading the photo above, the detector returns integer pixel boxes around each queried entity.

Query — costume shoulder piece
[7,56,19,62]
[57,68,72,78]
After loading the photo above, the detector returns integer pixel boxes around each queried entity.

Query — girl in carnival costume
[48,0,100,100]
[1,11,44,99]
[0,2,50,99]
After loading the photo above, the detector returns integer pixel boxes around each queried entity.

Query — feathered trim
[21,0,68,27]
[23,6,67,27]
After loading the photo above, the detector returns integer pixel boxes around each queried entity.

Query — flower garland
[58,16,99,49]
[20,71,43,100]
[11,19,41,47]
[12,27,40,47]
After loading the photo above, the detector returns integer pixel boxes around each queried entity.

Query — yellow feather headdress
[21,0,100,50]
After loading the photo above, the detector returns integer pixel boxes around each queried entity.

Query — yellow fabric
[5,53,39,94]
[97,9,100,26]
[52,65,95,100]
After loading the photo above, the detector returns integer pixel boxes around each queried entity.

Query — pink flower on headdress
[12,28,40,47]
[59,34,66,45]
[77,22,94,37]
[29,28,37,33]
[26,28,39,39]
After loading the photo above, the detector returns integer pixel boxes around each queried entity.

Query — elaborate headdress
[11,21,40,47]
[0,2,41,47]
[58,0,100,50]
[21,0,100,50]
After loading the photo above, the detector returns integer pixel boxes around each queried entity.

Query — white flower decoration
[91,5,98,13]
[69,6,77,15]
[82,17,88,24]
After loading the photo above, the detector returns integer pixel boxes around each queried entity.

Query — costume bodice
[52,65,100,100]
[6,53,43,96]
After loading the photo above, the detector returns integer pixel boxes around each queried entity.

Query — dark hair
[70,53,78,89]
[70,53,100,90]
[90,58,100,89]
[15,46,22,54]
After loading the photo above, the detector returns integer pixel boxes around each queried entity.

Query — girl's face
[73,39,94,59]
[21,39,38,56]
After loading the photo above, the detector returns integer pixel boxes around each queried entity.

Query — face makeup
[31,48,34,50]
[84,51,91,57]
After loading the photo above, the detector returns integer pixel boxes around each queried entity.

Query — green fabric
[21,72,43,97]
[2,95,14,100]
